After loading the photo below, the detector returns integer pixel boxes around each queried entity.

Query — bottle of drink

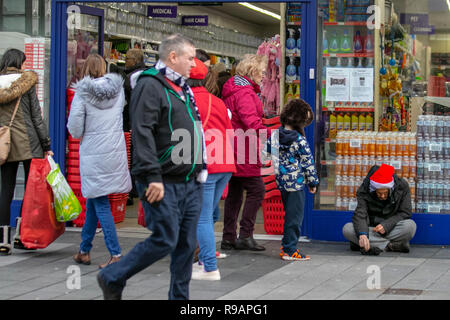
[329,112,337,139]
[408,177,416,201]
[343,132,350,156]
[336,155,343,176]
[342,197,349,211]
[402,156,410,179]
[358,113,366,132]
[337,113,344,132]
[336,131,343,155]
[366,113,373,131]
[342,176,349,198]
[436,116,444,138]
[409,157,417,179]
[348,156,356,177]
[368,132,376,156]
[335,176,342,198]
[355,155,362,177]
[417,180,424,202]
[343,113,351,131]
[351,113,359,131]
[362,156,370,176]
[382,132,389,157]
[417,137,424,158]
[409,132,417,158]
[342,156,349,177]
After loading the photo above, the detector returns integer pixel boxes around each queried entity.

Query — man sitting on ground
[342,163,417,255]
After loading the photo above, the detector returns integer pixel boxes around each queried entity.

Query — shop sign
[181,15,209,26]
[411,25,435,35]
[400,13,429,27]
[147,5,177,18]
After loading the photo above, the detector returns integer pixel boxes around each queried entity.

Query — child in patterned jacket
[265,99,319,261]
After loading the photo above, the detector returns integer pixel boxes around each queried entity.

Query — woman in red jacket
[188,59,236,281]
[220,54,269,252]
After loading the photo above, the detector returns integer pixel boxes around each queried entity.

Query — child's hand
[308,186,317,194]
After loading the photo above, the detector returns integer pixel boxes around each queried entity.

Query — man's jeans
[80,196,121,256]
[197,172,232,272]
[280,189,305,255]
[342,219,417,250]
[100,180,202,300]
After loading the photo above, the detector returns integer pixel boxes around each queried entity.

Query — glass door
[67,5,104,87]
[314,0,377,212]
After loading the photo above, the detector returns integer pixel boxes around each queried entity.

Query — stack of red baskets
[261,116,285,235]
[66,131,131,228]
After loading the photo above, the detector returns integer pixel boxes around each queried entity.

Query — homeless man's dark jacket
[129,68,203,185]
[353,165,412,238]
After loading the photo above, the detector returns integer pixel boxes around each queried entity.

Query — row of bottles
[335,131,417,158]
[416,115,450,139]
[335,155,417,179]
[284,84,300,104]
[327,112,373,138]
[323,29,373,55]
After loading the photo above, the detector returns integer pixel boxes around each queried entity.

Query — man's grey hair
[158,33,195,62]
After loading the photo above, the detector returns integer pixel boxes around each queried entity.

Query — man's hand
[359,235,370,252]
[146,182,164,204]
[45,150,54,157]
[308,186,317,194]
[373,224,385,235]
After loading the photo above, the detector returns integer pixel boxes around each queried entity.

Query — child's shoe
[281,249,310,261]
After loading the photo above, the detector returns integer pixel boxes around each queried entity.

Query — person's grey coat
[67,73,131,199]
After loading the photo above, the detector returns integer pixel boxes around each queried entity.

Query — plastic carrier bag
[46,156,82,222]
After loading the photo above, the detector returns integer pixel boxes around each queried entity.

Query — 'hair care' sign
[181,15,208,26]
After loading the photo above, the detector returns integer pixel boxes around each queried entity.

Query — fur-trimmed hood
[72,73,124,110]
[0,68,38,104]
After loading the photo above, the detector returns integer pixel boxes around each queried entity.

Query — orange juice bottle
[349,132,356,156]
[402,132,410,157]
[335,177,342,198]
[342,176,349,198]
[394,133,403,157]
[382,132,390,157]
[402,156,410,178]
[336,131,343,156]
[355,156,362,177]
[409,133,417,157]
[343,132,350,156]
[361,132,369,156]
[375,133,383,156]
[348,157,356,177]
[409,156,416,179]
[362,156,370,176]
[335,155,343,176]
[342,156,349,177]
[389,132,397,156]
[368,132,376,156]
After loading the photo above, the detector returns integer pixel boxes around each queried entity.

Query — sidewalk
[0,226,449,300]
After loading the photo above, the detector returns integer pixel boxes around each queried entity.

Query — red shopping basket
[262,195,285,235]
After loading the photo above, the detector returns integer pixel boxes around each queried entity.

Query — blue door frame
[49,0,450,245]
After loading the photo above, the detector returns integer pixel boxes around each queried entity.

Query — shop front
[2,0,450,244]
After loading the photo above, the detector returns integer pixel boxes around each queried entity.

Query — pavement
[1,224,450,301]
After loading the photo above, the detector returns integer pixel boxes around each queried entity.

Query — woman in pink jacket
[220,54,269,251]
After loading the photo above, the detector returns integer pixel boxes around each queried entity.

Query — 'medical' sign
[147,5,178,18]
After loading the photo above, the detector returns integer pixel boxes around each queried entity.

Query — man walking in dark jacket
[342,164,416,255]
[97,34,205,300]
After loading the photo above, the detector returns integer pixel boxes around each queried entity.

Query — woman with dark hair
[68,53,131,269]
[0,48,53,255]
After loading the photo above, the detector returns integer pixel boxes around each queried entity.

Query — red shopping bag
[138,201,146,227]
[20,158,65,249]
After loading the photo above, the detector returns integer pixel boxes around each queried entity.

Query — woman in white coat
[67,54,131,269]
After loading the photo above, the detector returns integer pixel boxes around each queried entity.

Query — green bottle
[340,30,352,53]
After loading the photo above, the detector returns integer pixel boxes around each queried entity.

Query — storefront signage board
[181,15,209,26]
[147,5,177,18]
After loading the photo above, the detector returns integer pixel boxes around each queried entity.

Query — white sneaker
[191,269,221,281]
[192,262,204,272]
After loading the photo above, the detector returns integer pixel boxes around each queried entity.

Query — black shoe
[360,247,383,256]
[235,237,266,251]
[350,242,360,252]
[386,241,410,253]
[221,240,236,250]
[97,273,123,300]
[14,239,36,250]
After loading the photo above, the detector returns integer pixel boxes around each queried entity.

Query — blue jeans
[280,189,305,255]
[80,196,121,256]
[100,180,202,300]
[197,172,232,272]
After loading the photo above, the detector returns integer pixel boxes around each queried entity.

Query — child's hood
[278,126,300,148]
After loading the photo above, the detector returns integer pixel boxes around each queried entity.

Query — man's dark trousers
[100,180,202,300]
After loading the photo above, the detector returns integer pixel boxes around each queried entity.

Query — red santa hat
[189,58,208,80]
[370,163,395,191]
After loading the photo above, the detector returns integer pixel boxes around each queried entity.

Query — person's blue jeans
[280,189,305,255]
[100,180,202,300]
[197,172,232,272]
[80,196,121,256]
